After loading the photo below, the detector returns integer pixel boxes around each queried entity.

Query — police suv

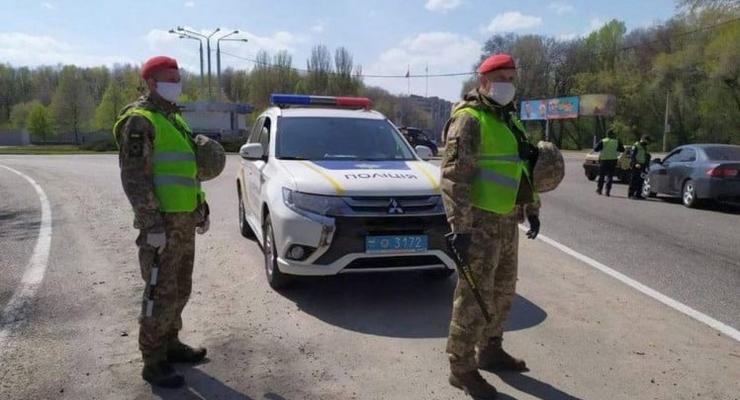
[236,94,455,289]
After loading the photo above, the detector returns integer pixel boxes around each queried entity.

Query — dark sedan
[642,144,740,208]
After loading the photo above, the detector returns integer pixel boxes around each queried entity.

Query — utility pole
[176,27,220,99]
[169,30,204,91]
[425,63,429,98]
[663,89,670,152]
[216,31,248,97]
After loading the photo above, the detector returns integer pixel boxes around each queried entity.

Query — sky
[0,0,679,102]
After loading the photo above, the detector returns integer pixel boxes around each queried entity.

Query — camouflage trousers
[446,207,519,373]
[135,212,197,363]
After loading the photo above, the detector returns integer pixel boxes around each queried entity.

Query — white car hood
[280,160,441,197]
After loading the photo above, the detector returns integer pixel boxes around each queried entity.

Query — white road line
[521,226,740,342]
[0,165,53,348]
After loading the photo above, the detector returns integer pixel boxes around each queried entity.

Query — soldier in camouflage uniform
[114,56,224,388]
[441,54,563,399]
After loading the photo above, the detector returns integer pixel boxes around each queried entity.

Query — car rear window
[704,146,740,161]
[276,117,416,161]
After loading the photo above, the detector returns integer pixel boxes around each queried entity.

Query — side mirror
[651,158,662,165]
[240,143,264,160]
[415,145,433,161]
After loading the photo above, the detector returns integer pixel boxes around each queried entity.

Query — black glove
[526,215,540,240]
[445,232,472,265]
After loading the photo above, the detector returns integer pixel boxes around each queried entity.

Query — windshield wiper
[278,156,310,160]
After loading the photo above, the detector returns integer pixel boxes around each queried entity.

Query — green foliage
[50,65,94,143]
[27,102,53,141]
[9,101,40,131]
[93,69,139,132]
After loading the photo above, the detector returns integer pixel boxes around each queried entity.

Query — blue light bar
[270,94,311,105]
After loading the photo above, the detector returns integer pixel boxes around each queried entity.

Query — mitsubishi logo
[388,199,404,214]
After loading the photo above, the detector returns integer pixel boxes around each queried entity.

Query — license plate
[366,235,428,253]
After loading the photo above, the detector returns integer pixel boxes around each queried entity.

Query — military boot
[449,370,498,400]
[477,337,528,372]
[142,358,185,389]
[167,339,207,364]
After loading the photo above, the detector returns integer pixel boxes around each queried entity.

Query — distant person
[113,56,225,388]
[628,135,652,199]
[594,129,624,196]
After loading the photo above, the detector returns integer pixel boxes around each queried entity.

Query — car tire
[263,214,292,290]
[237,184,255,239]
[642,176,657,198]
[682,179,701,208]
[423,268,455,280]
[585,170,597,181]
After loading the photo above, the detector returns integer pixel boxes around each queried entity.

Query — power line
[218,17,739,80]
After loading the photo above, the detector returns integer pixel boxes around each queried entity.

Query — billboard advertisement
[520,100,548,121]
[579,94,617,117]
[547,96,579,119]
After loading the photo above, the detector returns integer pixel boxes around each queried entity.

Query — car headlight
[282,188,346,216]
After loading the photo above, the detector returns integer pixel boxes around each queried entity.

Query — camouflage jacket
[114,94,206,231]
[440,89,540,233]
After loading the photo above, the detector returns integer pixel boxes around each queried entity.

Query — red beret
[141,56,179,80]
[477,54,516,74]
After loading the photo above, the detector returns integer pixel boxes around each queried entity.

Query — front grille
[315,214,449,265]
[343,195,442,215]
[344,255,444,270]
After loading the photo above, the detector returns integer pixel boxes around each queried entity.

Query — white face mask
[488,82,516,105]
[156,81,182,103]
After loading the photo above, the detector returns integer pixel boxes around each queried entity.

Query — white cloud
[484,11,542,33]
[425,0,462,12]
[557,33,577,41]
[310,22,325,33]
[0,32,131,67]
[184,1,195,7]
[365,32,481,101]
[585,17,605,35]
[41,2,55,9]
[548,1,574,15]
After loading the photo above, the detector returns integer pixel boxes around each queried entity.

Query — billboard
[520,100,548,121]
[579,94,617,117]
[547,96,579,119]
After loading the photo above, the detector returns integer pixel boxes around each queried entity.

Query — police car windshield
[276,117,416,161]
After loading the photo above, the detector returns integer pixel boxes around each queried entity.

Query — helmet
[641,134,652,143]
[532,141,564,193]
[194,134,226,181]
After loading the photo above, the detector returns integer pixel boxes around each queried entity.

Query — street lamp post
[176,26,220,98]
[216,31,248,95]
[169,29,204,91]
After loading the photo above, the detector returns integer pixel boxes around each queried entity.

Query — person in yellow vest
[113,56,225,388]
[594,128,624,196]
[441,53,564,399]
[628,135,653,199]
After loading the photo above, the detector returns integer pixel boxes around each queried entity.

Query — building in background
[407,95,452,143]
[181,101,253,141]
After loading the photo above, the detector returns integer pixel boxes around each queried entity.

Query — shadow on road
[152,365,290,400]
[280,272,547,338]
[496,372,584,400]
[643,196,740,214]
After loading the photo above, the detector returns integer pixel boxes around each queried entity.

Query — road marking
[0,165,53,348]
[521,226,740,342]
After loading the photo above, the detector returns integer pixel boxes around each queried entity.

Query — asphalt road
[1,154,738,400]
[544,154,740,329]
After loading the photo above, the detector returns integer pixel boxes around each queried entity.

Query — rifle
[445,233,491,323]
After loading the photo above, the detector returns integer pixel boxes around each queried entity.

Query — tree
[93,72,138,131]
[50,65,94,143]
[305,45,332,94]
[9,101,39,132]
[27,102,53,142]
